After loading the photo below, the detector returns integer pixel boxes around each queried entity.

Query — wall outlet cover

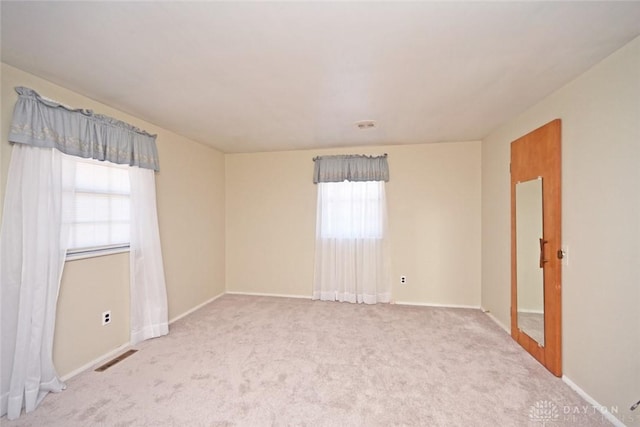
[102,310,111,325]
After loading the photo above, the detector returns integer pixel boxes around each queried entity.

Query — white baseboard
[226,293,481,311]
[60,342,131,382]
[169,292,225,324]
[225,291,312,300]
[517,309,544,314]
[562,375,627,427]
[394,300,480,310]
[481,308,511,334]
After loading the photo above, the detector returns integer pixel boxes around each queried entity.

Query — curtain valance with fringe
[312,154,389,183]
[8,87,160,171]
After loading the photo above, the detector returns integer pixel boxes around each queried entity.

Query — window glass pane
[318,181,384,239]
[109,167,130,194]
[111,223,130,245]
[75,194,110,222]
[73,223,99,248]
[74,193,97,222]
[67,158,131,253]
[93,224,110,246]
[74,161,97,191]
[76,161,109,192]
[110,196,130,222]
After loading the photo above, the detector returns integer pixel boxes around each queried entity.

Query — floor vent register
[95,349,138,372]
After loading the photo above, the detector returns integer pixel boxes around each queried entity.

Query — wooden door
[510,119,562,376]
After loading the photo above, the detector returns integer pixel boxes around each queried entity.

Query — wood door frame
[510,119,562,377]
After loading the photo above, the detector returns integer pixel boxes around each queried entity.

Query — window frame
[65,157,131,260]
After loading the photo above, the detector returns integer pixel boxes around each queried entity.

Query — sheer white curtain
[0,145,75,420]
[128,166,168,345]
[313,180,391,304]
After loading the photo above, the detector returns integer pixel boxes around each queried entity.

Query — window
[317,180,385,239]
[67,157,130,257]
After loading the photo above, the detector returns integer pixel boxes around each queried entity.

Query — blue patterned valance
[313,154,389,183]
[8,87,160,171]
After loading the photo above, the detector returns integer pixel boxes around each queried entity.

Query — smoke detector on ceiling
[355,120,376,130]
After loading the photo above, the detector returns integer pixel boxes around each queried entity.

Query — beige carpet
[3,295,613,426]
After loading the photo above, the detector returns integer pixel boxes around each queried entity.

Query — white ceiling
[2,2,640,153]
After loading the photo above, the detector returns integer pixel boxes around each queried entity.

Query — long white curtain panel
[0,145,75,419]
[312,180,391,304]
[129,166,169,345]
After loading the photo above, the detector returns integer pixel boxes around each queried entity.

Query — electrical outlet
[102,310,111,326]
[400,275,407,285]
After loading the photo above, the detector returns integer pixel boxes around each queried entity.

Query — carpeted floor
[3,295,613,426]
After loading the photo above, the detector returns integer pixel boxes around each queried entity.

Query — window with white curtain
[67,157,130,256]
[313,177,390,304]
[317,180,384,239]
[2,87,168,420]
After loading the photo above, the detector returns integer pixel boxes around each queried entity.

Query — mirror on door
[515,177,544,346]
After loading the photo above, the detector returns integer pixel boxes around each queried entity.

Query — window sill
[66,246,130,261]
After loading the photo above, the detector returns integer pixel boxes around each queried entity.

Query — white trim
[517,308,544,314]
[481,308,511,334]
[169,292,225,324]
[66,246,129,261]
[562,375,627,427]
[225,294,482,308]
[225,291,312,300]
[60,342,131,382]
[394,300,480,309]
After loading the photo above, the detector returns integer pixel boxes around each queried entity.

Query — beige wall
[55,253,130,376]
[226,141,482,307]
[481,36,640,426]
[1,64,226,377]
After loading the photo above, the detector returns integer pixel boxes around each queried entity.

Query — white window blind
[67,158,130,255]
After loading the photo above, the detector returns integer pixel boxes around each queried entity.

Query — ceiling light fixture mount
[355,120,376,130]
